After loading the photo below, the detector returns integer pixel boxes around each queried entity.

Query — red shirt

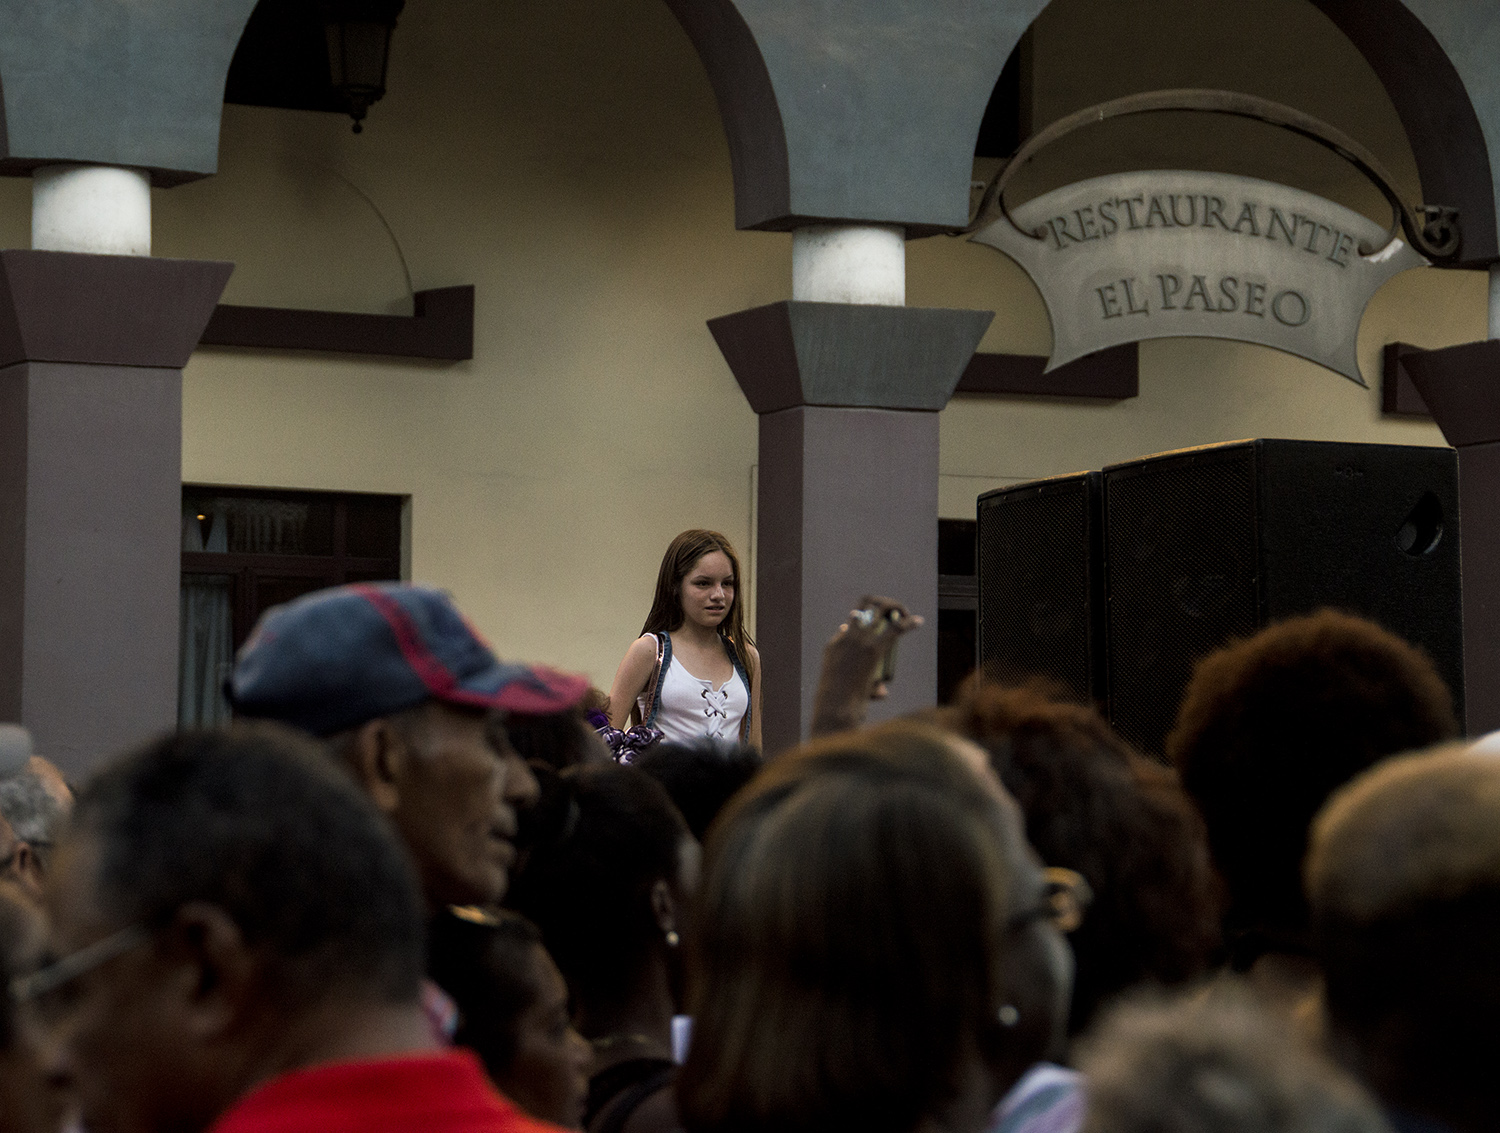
[209,1050,569,1133]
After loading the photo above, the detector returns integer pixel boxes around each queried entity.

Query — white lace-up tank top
[651,654,750,743]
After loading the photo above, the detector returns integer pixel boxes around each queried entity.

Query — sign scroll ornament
[970,170,1425,385]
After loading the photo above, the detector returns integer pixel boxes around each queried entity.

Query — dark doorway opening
[938,519,978,704]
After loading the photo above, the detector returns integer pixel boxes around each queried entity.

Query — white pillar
[32,165,152,256]
[792,224,905,306]
[1490,264,1500,340]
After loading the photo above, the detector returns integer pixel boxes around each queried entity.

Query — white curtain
[232,499,306,554]
[178,575,233,728]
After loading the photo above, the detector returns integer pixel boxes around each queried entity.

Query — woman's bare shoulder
[626,633,659,660]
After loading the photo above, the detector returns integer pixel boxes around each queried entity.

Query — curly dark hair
[634,738,763,842]
[505,763,691,1008]
[943,681,1222,1033]
[1166,609,1457,961]
[497,707,609,772]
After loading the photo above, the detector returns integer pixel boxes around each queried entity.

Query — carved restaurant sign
[969,170,1425,385]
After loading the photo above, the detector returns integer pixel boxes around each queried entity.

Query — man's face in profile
[0,880,67,1133]
[35,837,209,1133]
[386,703,540,908]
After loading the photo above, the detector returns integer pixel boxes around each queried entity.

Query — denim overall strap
[721,633,753,742]
[641,632,671,728]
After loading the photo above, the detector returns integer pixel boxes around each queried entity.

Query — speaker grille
[978,475,1098,703]
[1105,447,1260,757]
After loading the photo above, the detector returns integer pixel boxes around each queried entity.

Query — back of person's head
[1077,988,1390,1133]
[1307,744,1500,1132]
[505,763,694,1011]
[501,709,611,772]
[1166,609,1456,958]
[945,682,1221,1033]
[69,724,426,1007]
[678,719,1071,1133]
[633,738,762,842]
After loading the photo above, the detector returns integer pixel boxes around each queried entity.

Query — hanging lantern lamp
[322,0,406,133]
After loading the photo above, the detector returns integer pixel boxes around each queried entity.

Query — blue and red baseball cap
[228,583,590,737]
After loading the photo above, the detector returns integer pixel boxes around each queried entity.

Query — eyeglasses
[10,922,152,1006]
[1009,867,1092,934]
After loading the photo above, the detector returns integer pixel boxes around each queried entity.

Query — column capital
[1402,339,1500,446]
[708,300,993,414]
[0,250,232,369]
[664,0,1040,232]
[0,0,260,184]
[1399,338,1500,733]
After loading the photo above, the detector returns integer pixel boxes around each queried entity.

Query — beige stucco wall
[169,0,778,691]
[5,0,1472,692]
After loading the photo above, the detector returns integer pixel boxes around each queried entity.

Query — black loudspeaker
[1102,439,1463,757]
[977,472,1106,705]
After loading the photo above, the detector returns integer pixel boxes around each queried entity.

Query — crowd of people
[0,526,1495,1133]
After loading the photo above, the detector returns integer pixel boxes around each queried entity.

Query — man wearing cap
[229,583,590,912]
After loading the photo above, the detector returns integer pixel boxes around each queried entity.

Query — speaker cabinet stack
[977,471,1106,706]
[978,440,1462,757]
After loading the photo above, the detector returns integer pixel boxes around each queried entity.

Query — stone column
[662,0,1032,748]
[1490,265,1500,339]
[0,250,231,774]
[32,165,153,256]
[0,2,259,771]
[1403,339,1500,735]
[710,299,991,754]
[792,225,906,305]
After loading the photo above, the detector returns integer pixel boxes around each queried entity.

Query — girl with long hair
[606,530,761,751]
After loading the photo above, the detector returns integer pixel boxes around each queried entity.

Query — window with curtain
[178,486,406,728]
